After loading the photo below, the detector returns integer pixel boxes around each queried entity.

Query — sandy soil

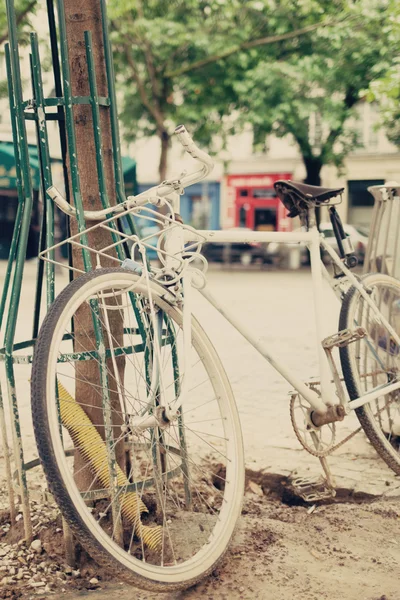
[1,473,399,600]
[1,265,399,599]
[60,494,400,600]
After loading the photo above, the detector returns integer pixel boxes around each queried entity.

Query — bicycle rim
[339,273,400,473]
[31,268,244,590]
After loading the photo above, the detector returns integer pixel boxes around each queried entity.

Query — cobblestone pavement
[0,261,399,498]
[194,265,400,497]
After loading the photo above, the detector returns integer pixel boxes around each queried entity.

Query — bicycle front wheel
[339,273,400,474]
[31,268,244,592]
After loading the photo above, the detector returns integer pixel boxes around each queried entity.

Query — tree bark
[303,156,323,229]
[158,130,170,182]
[303,155,322,187]
[63,1,125,490]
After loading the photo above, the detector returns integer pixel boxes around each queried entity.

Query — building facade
[0,9,398,236]
[127,104,400,233]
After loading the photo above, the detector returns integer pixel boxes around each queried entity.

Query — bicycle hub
[310,404,346,427]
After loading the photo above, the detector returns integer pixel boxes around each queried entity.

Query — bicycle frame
[189,226,333,414]
[158,224,400,422]
[45,124,400,426]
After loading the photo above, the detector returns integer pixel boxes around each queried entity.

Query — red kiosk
[225,173,293,232]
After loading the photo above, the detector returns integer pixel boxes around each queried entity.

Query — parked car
[265,221,369,266]
[201,228,267,266]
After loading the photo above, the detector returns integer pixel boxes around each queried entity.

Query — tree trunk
[63,1,125,490]
[303,155,323,228]
[303,155,322,186]
[158,129,170,182]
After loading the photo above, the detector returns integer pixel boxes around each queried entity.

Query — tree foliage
[0,0,37,98]
[369,63,400,148]
[0,0,38,98]
[109,0,350,180]
[0,0,37,45]
[109,0,399,184]
[367,1,400,148]
[236,1,399,184]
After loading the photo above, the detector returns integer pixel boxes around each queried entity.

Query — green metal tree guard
[0,0,150,544]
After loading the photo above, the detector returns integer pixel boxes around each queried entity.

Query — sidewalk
[0,262,399,498]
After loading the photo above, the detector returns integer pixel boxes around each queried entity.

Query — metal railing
[0,0,142,547]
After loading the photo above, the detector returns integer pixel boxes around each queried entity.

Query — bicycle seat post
[307,206,318,230]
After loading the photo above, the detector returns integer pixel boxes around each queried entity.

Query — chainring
[290,392,336,457]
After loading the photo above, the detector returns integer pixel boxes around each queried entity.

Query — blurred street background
[0,1,399,260]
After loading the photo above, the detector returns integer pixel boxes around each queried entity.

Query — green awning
[0,142,137,193]
[0,142,41,189]
[121,155,138,195]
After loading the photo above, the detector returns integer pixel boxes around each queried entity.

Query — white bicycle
[31,126,400,592]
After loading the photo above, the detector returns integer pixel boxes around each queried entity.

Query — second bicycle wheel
[339,273,400,474]
[31,268,244,592]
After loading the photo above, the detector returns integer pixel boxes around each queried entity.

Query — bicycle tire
[31,268,244,591]
[339,272,400,474]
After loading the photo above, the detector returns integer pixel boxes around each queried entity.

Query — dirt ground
[61,496,400,600]
[1,266,399,599]
[1,471,399,600]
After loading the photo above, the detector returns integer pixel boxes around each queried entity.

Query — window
[320,227,335,238]
[348,180,384,207]
[254,207,276,231]
[191,195,210,229]
[353,102,380,151]
[239,206,247,227]
[252,188,276,198]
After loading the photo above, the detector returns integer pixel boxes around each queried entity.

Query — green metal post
[0,385,16,524]
[47,0,74,284]
[4,0,36,543]
[99,0,139,241]
[32,200,46,339]
[0,45,25,331]
[31,33,55,307]
[167,314,191,507]
[99,0,125,206]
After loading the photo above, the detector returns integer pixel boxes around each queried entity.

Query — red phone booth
[225,173,292,232]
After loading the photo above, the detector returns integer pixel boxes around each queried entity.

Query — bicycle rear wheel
[31,268,244,592]
[339,273,400,473]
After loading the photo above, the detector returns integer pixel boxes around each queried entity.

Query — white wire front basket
[40,202,209,289]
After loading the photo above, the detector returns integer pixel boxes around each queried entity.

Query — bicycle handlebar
[47,125,214,221]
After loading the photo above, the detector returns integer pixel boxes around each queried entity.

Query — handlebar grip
[175,124,192,146]
[48,125,213,221]
[174,124,214,172]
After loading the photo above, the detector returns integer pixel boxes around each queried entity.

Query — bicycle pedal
[322,327,367,350]
[288,475,336,502]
